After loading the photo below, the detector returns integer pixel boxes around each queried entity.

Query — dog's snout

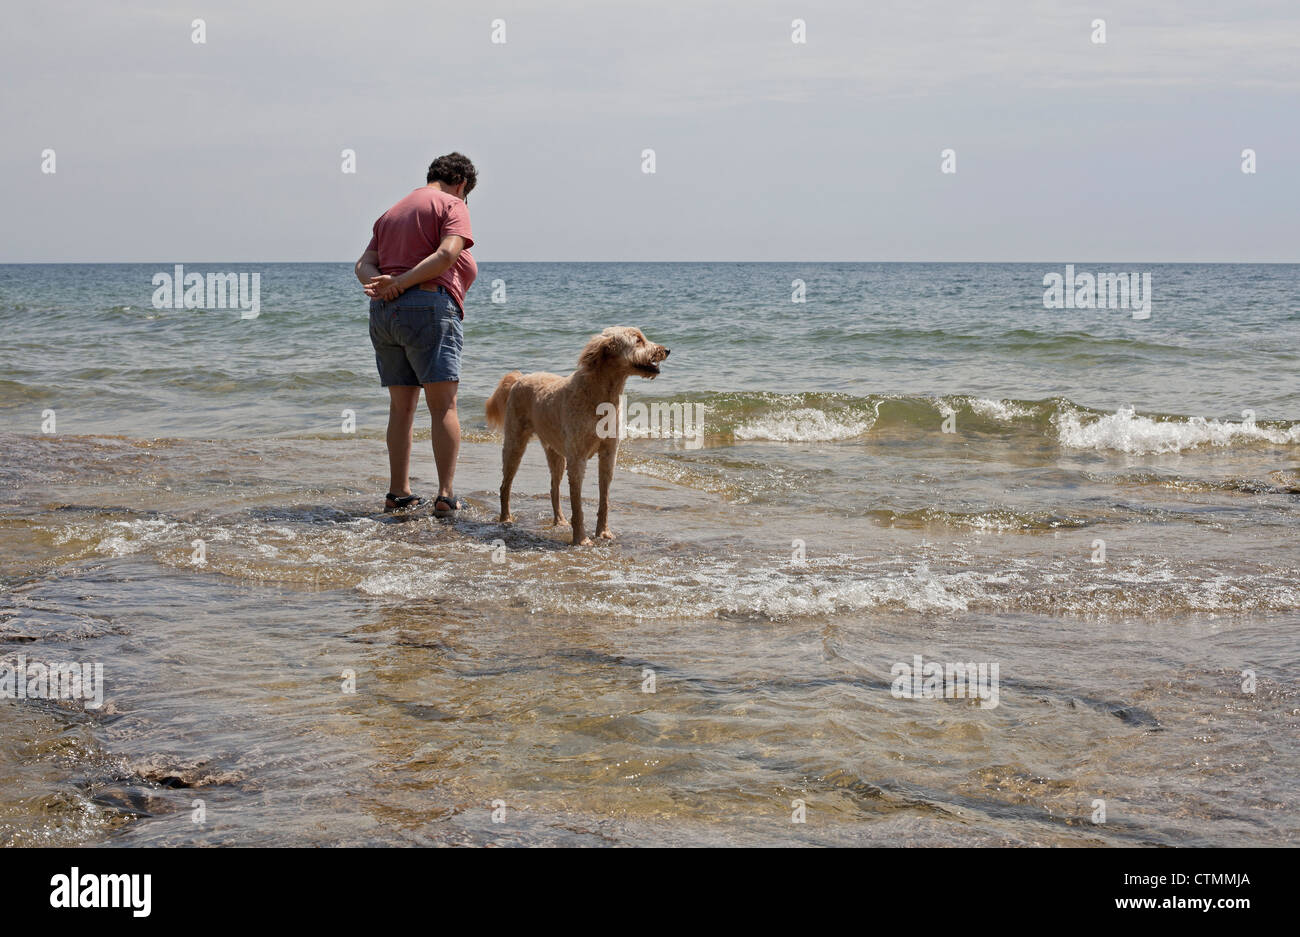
[661,347,671,359]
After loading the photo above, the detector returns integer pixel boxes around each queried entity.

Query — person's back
[369,186,476,312]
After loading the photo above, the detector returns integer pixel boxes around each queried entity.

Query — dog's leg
[499,433,529,524]
[567,455,592,546]
[594,442,617,540]
[544,447,568,526]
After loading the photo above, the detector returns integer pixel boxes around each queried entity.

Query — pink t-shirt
[366,186,477,310]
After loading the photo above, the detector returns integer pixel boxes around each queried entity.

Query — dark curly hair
[427,152,477,196]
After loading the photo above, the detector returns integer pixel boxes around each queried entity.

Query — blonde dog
[485,327,670,545]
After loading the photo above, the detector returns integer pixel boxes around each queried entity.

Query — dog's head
[578,327,670,379]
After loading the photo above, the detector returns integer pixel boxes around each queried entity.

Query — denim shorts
[368,288,464,386]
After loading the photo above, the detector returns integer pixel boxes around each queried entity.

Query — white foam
[542,555,1004,620]
[92,518,182,557]
[1056,407,1300,454]
[734,407,873,442]
[967,398,1036,421]
[38,508,1300,622]
[717,565,991,617]
[356,565,453,596]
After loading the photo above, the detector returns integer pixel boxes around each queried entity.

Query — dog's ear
[578,331,617,370]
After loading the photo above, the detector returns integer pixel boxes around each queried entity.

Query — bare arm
[391,235,465,290]
[355,249,381,285]
[364,236,466,300]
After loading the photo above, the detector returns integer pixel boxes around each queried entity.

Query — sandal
[384,492,424,513]
[432,495,463,516]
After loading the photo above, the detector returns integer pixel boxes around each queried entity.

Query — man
[356,152,478,515]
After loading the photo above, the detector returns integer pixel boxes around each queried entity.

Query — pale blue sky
[2,0,1297,261]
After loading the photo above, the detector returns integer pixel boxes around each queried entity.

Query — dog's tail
[485,371,524,430]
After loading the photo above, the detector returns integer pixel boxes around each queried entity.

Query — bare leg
[385,386,421,504]
[595,444,617,540]
[499,431,530,523]
[423,381,459,501]
[545,447,568,526]
[567,456,590,545]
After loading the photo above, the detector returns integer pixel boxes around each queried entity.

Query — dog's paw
[574,536,594,547]
[597,529,615,540]
[550,516,570,527]
[498,513,515,524]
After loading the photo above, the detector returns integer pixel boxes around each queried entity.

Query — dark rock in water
[90,785,181,818]
[394,701,455,721]
[1111,705,1162,729]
